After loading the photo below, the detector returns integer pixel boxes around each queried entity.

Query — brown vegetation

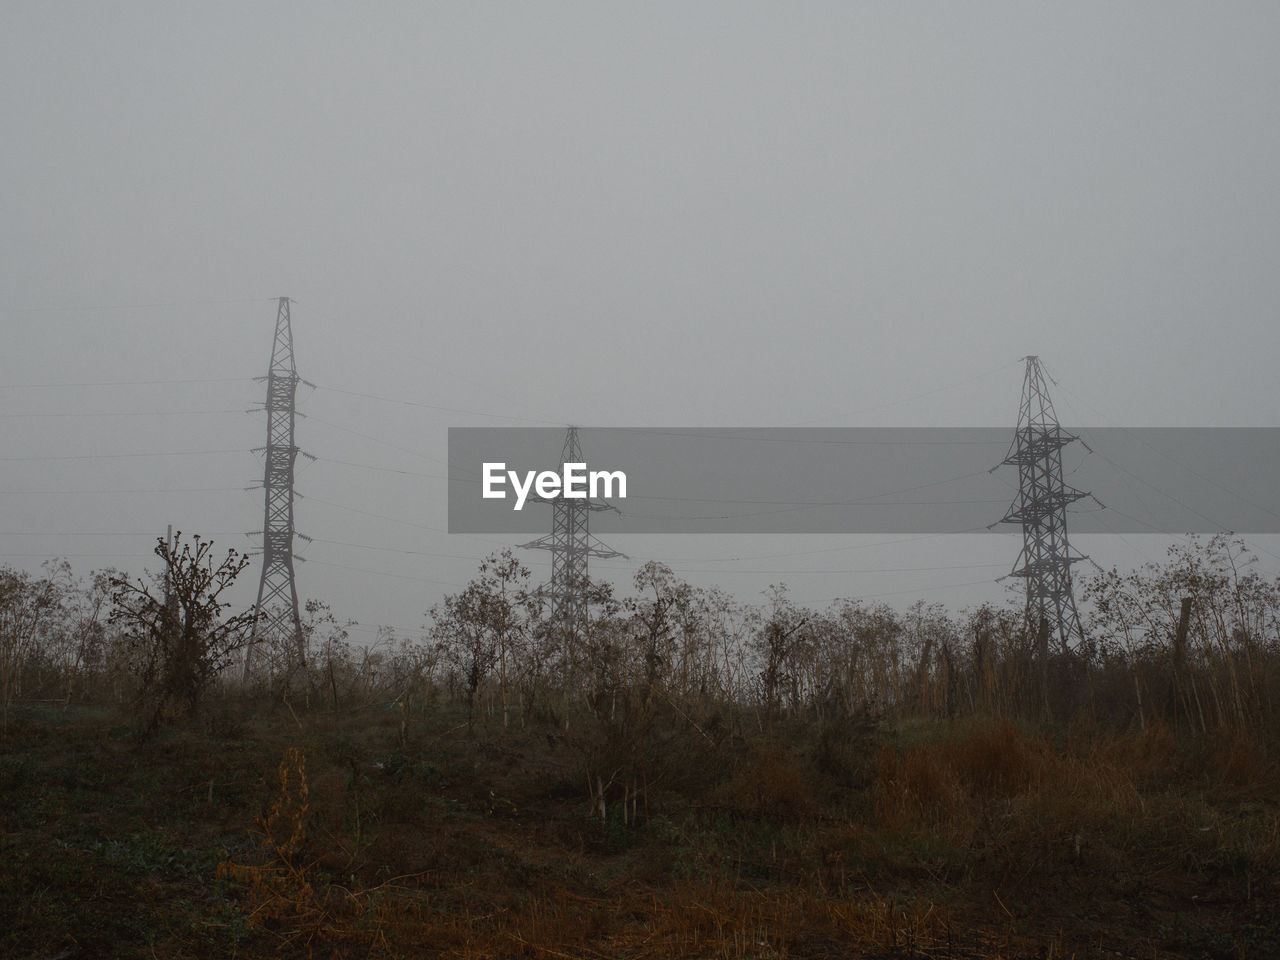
[1,535,1279,957]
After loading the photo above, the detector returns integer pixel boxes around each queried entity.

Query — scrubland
[2,534,1279,958]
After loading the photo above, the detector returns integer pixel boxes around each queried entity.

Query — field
[3,536,1280,957]
[2,695,1277,960]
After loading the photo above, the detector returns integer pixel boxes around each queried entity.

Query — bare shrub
[109,533,254,732]
[0,560,71,733]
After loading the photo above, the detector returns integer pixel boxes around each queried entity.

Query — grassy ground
[1,697,1277,959]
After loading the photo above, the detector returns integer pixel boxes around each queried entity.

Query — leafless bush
[1084,534,1280,736]
[0,560,71,733]
[108,533,254,733]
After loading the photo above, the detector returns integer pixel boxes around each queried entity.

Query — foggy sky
[3,3,1279,642]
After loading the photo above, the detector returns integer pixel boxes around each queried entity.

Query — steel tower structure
[995,356,1090,651]
[245,297,305,678]
[520,426,624,649]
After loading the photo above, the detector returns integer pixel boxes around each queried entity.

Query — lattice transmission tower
[520,426,624,652]
[994,356,1092,652]
[244,297,309,678]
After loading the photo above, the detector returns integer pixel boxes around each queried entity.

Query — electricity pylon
[994,356,1091,652]
[520,426,624,653]
[244,297,308,679]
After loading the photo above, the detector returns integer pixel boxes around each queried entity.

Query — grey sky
[3,3,1279,641]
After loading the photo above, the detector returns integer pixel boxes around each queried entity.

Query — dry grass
[4,701,1280,959]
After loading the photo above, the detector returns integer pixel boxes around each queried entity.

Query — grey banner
[448,427,1280,534]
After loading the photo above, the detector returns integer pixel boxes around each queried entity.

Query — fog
[4,3,1280,641]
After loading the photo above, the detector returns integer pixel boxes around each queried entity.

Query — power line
[0,531,244,537]
[636,561,1010,576]
[300,494,446,531]
[342,622,427,640]
[616,526,1002,565]
[1086,445,1234,533]
[786,358,1023,426]
[330,324,571,427]
[0,486,245,495]
[299,492,513,549]
[303,413,448,465]
[479,457,998,506]
[0,448,247,462]
[0,376,255,389]
[625,429,1004,445]
[1045,363,1280,524]
[615,467,1001,521]
[846,577,1005,600]
[0,408,246,418]
[5,296,277,315]
[0,552,155,560]
[311,455,448,480]
[619,500,1007,523]
[788,576,1011,609]
[309,535,491,562]
[312,382,563,425]
[1086,503,1159,565]
[305,557,465,589]
[621,498,1006,523]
